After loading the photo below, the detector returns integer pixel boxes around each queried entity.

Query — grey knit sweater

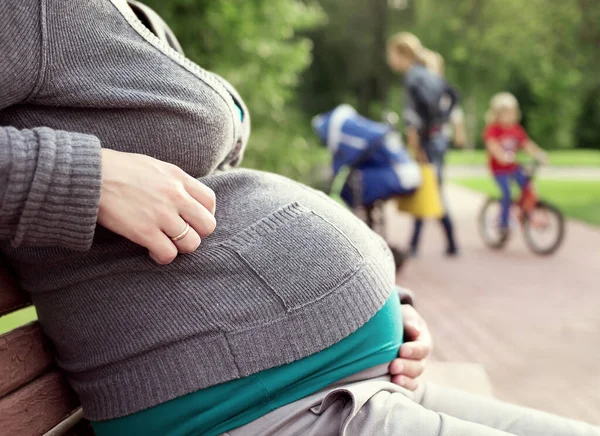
[0,0,395,421]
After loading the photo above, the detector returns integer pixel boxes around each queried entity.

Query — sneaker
[499,227,510,242]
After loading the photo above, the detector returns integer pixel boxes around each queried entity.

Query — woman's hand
[98,149,217,264]
[416,148,429,164]
[406,127,428,164]
[389,304,433,391]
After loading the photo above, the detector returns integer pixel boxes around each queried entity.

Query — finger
[400,342,431,360]
[144,231,178,265]
[163,217,201,254]
[389,358,425,379]
[179,195,217,238]
[185,177,217,215]
[403,321,422,342]
[391,375,420,391]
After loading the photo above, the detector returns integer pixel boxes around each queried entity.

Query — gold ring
[170,223,191,241]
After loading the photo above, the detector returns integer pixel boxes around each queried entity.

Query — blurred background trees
[304,0,600,150]
[143,0,600,180]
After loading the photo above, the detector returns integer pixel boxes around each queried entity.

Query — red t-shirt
[483,123,529,174]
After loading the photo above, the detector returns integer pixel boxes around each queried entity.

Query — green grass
[453,177,600,226]
[447,149,600,167]
[0,306,37,335]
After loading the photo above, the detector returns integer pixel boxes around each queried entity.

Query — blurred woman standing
[387,33,459,256]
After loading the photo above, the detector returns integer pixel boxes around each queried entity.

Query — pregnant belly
[13,168,396,373]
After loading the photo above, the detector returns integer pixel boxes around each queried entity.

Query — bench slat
[43,407,86,436]
[0,263,30,316]
[0,371,80,436]
[0,322,54,398]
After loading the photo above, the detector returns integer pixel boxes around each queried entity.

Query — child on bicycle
[483,92,548,235]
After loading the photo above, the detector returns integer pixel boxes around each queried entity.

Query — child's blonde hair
[422,48,445,76]
[387,32,425,65]
[486,92,521,125]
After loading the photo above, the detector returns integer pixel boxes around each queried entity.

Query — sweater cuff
[10,127,102,251]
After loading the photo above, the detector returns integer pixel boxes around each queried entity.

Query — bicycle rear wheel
[523,200,565,255]
[478,198,510,249]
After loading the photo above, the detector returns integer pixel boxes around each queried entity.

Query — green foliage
[243,110,329,186]
[302,0,600,150]
[390,0,599,149]
[139,0,599,181]
[0,306,37,335]
[300,0,391,117]
[576,87,600,150]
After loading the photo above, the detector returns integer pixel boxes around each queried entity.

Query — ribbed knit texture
[0,0,396,421]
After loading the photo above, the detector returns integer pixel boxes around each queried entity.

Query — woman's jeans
[410,135,457,253]
[494,168,530,229]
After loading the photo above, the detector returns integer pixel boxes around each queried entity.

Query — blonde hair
[387,32,425,65]
[486,92,521,125]
[422,48,445,76]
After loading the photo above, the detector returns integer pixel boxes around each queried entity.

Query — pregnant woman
[1,1,598,435]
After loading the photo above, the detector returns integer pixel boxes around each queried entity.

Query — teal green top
[93,293,403,436]
[234,100,243,121]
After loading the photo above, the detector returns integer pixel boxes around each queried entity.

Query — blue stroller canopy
[313,105,421,207]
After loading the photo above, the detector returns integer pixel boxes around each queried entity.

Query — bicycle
[478,161,565,255]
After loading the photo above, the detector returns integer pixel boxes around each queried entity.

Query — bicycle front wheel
[523,200,565,255]
[478,197,510,249]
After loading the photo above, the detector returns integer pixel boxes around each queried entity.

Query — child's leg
[514,167,530,189]
[513,168,533,210]
[494,173,512,229]
[514,167,532,194]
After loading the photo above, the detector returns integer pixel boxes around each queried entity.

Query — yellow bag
[395,164,444,218]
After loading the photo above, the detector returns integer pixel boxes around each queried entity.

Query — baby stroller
[312,105,422,270]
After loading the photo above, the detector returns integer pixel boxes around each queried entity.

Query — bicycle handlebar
[522,159,544,179]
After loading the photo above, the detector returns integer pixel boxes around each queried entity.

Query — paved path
[384,185,600,424]
[448,165,600,180]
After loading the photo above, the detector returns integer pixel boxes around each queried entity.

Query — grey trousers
[225,364,600,436]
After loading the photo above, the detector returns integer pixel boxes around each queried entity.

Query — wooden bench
[0,262,93,436]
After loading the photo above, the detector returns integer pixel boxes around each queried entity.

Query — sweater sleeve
[0,127,102,251]
[1,2,103,251]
